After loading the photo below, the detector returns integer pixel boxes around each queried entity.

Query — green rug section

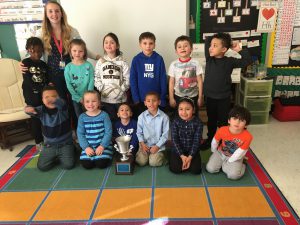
[155,166,203,187]
[203,168,256,186]
[3,149,256,191]
[105,165,153,188]
[4,167,62,191]
[54,165,107,190]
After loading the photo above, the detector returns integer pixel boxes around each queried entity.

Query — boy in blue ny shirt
[130,32,167,118]
[24,86,75,171]
[136,92,169,167]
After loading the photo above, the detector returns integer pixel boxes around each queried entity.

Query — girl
[113,103,139,156]
[22,37,48,150]
[64,39,94,118]
[94,32,130,122]
[169,97,203,174]
[77,91,113,169]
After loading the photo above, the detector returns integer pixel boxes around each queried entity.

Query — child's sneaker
[36,142,43,151]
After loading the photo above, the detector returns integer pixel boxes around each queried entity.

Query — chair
[0,58,32,150]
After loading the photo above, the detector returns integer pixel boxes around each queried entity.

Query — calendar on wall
[268,0,300,68]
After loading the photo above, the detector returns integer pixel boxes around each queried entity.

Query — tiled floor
[0,116,299,219]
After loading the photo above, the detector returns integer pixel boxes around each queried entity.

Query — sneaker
[199,139,211,151]
[36,143,43,151]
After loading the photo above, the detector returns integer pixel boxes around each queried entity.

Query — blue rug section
[16,145,34,157]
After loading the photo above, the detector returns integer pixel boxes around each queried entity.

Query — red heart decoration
[262,8,275,20]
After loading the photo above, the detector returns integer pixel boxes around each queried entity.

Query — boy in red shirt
[206,106,253,180]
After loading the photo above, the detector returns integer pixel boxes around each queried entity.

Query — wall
[0,25,20,60]
[60,0,189,67]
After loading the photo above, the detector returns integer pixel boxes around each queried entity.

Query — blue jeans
[37,142,75,171]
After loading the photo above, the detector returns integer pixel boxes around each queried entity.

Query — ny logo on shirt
[144,64,154,72]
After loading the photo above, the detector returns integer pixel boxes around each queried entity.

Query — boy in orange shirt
[206,106,253,180]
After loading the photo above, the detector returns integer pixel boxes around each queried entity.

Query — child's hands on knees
[180,155,192,170]
[95,145,104,155]
[85,147,95,156]
[140,142,150,153]
[150,145,159,154]
[185,155,192,170]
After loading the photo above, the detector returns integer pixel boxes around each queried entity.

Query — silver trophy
[114,135,133,161]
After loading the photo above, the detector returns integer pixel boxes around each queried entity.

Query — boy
[168,35,203,116]
[206,106,253,180]
[136,92,169,167]
[24,86,75,171]
[200,32,252,150]
[130,32,167,118]
[22,37,48,150]
[113,103,139,156]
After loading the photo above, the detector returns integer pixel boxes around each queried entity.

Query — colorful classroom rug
[0,146,299,225]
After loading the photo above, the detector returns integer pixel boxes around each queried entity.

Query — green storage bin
[239,91,271,111]
[250,111,269,124]
[240,76,273,96]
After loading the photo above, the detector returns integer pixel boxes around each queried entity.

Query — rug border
[0,146,37,190]
[247,149,300,225]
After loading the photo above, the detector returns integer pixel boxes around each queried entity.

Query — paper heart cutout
[262,8,275,20]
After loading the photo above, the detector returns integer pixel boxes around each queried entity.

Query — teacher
[38,0,99,100]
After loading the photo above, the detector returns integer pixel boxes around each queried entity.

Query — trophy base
[115,154,135,175]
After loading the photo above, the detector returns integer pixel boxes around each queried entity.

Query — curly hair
[228,105,251,125]
[212,32,232,49]
[25,37,44,51]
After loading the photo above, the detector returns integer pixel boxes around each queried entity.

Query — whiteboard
[60,0,188,68]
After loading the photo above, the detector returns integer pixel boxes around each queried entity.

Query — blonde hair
[42,0,72,55]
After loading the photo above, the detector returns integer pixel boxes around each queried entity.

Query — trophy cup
[114,135,134,175]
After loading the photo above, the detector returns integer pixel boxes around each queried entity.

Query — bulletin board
[0,0,45,24]
[198,0,267,63]
[266,0,300,99]
[267,0,300,68]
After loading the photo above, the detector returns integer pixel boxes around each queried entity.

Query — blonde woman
[21,1,99,129]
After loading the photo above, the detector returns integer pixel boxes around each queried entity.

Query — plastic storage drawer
[240,76,273,96]
[239,91,271,111]
[250,111,269,124]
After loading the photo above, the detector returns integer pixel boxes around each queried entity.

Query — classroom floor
[0,116,299,220]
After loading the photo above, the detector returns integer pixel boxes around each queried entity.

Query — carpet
[0,146,299,225]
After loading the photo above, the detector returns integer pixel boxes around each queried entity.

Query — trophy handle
[114,144,119,153]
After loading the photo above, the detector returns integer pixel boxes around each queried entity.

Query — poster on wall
[270,0,300,68]
[257,1,278,33]
[0,0,44,23]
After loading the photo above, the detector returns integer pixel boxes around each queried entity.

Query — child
[22,37,49,150]
[130,32,167,118]
[136,91,169,167]
[200,32,252,150]
[64,39,94,118]
[77,90,113,169]
[206,105,253,180]
[169,97,203,174]
[24,86,75,171]
[168,35,203,115]
[95,32,130,122]
[113,103,139,156]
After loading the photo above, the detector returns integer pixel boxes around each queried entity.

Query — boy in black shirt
[200,33,252,150]
[22,37,48,149]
